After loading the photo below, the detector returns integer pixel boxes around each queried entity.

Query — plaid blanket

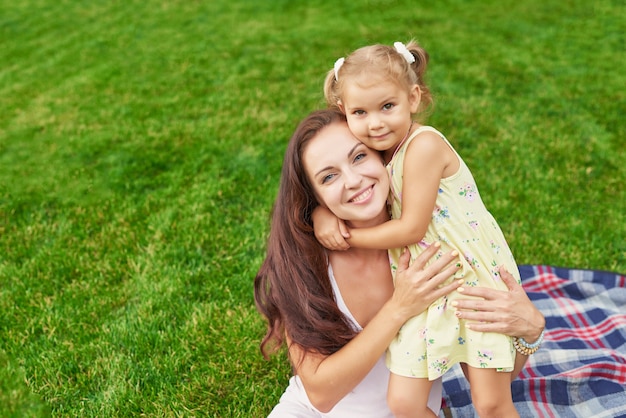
[441,265,626,418]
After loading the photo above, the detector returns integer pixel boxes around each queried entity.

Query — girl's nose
[368,114,384,130]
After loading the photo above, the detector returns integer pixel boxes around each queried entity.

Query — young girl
[314,41,532,417]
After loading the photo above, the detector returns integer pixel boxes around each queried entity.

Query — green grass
[0,0,623,416]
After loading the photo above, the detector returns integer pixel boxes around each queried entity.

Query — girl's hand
[312,206,350,251]
[452,266,545,343]
[391,243,462,321]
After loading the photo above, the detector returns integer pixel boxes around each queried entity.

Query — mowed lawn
[0,0,623,416]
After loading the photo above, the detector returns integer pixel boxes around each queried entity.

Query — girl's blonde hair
[323,40,432,116]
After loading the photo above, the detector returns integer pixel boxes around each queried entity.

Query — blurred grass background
[0,0,623,416]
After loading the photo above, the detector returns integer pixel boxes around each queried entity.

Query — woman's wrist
[513,309,546,355]
[514,328,545,355]
[520,309,545,343]
[521,327,544,345]
[378,299,407,328]
[383,294,424,330]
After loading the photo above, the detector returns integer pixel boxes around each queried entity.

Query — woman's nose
[343,169,362,189]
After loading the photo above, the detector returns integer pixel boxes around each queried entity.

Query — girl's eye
[354,110,366,116]
[382,103,394,110]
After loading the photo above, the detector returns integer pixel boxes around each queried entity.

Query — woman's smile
[349,185,374,203]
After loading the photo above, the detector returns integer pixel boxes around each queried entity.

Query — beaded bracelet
[513,328,545,355]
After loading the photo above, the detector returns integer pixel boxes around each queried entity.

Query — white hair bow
[333,57,345,81]
[394,42,415,64]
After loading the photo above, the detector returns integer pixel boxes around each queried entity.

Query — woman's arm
[292,244,462,412]
[348,132,455,249]
[452,266,546,379]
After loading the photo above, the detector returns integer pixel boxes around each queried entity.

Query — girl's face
[339,77,419,162]
[303,122,390,228]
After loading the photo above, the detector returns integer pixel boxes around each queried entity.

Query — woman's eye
[354,152,367,162]
[322,173,335,184]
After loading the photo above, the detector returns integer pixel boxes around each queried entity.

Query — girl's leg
[463,366,519,418]
[387,373,437,418]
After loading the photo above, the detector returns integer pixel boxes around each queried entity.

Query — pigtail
[323,68,341,110]
[406,40,433,113]
[405,41,429,81]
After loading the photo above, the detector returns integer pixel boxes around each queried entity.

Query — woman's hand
[452,266,545,343]
[391,243,462,322]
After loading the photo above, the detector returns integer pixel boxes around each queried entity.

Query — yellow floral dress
[386,126,520,380]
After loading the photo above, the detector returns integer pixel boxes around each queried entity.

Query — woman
[254,109,545,417]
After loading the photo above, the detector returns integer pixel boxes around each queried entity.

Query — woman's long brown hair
[254,109,358,360]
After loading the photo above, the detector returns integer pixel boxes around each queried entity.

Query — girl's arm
[291,245,461,413]
[452,266,546,380]
[312,205,351,251]
[347,131,457,249]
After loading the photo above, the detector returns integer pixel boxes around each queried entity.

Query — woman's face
[303,121,390,228]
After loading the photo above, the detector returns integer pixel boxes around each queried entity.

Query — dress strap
[389,122,414,162]
[389,125,439,163]
[328,264,362,331]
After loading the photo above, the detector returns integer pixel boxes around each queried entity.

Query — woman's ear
[409,85,421,113]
